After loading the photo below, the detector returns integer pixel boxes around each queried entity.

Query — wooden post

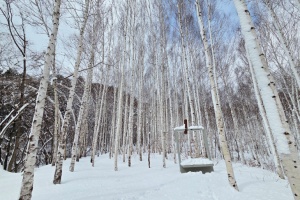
[184,119,188,134]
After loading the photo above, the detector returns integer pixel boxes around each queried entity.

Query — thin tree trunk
[53,0,90,184]
[113,4,129,170]
[127,71,135,167]
[19,0,61,199]
[51,52,59,166]
[177,2,198,157]
[78,102,88,160]
[91,84,107,166]
[114,60,125,171]
[195,0,238,191]
[127,3,136,167]
[148,132,151,168]
[137,62,144,161]
[122,94,129,163]
[162,131,166,168]
[109,86,117,159]
[69,44,95,172]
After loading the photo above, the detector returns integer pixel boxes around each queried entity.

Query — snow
[181,157,214,166]
[0,154,293,200]
[174,125,204,131]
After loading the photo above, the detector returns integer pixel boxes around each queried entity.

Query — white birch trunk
[162,131,166,168]
[69,46,94,172]
[51,70,59,166]
[233,0,300,198]
[195,0,238,191]
[127,81,134,167]
[122,93,129,163]
[246,47,284,178]
[177,2,198,157]
[128,3,137,164]
[127,59,135,167]
[109,86,117,159]
[98,89,108,155]
[137,60,144,161]
[114,61,125,171]
[91,84,107,166]
[168,70,176,164]
[53,0,89,184]
[78,101,88,160]
[19,0,61,199]
[114,8,128,169]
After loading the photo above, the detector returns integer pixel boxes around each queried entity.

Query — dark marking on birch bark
[184,119,188,134]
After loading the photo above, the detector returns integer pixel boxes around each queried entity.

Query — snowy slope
[0,154,293,200]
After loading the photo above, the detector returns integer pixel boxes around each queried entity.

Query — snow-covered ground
[0,154,293,200]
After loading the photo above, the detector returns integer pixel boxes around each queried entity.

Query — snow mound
[181,157,214,166]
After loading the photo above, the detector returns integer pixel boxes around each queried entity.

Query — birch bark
[248,51,284,178]
[195,0,238,191]
[53,0,89,184]
[69,41,95,172]
[137,57,144,162]
[51,52,60,166]
[109,85,117,159]
[114,60,125,170]
[233,0,300,198]
[122,93,129,163]
[91,83,107,166]
[128,2,136,167]
[113,2,129,170]
[19,0,61,199]
[177,2,198,157]
[127,76,134,167]
[127,64,135,167]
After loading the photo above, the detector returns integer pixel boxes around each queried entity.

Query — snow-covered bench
[174,124,214,174]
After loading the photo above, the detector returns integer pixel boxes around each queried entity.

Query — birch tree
[233,0,300,198]
[91,83,107,166]
[246,46,284,178]
[69,25,97,171]
[53,0,90,184]
[18,0,62,199]
[177,1,198,157]
[127,0,136,167]
[195,0,238,191]
[114,1,129,171]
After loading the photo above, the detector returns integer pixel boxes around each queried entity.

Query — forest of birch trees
[0,0,299,199]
